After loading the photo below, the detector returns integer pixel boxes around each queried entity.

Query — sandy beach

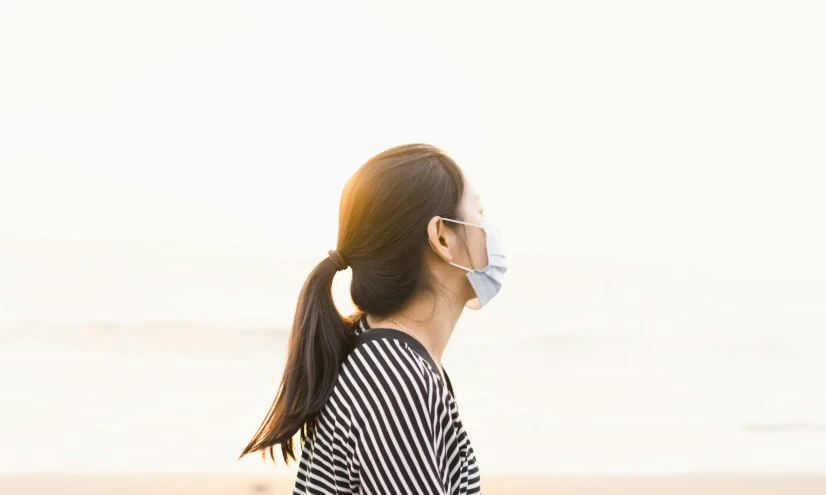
[2,473,826,495]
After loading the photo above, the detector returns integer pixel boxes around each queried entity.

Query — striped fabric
[292,315,482,494]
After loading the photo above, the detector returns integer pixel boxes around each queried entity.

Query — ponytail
[238,254,358,465]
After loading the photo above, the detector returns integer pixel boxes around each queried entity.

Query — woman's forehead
[461,188,481,208]
[463,176,481,201]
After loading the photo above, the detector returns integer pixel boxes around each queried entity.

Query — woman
[239,143,507,494]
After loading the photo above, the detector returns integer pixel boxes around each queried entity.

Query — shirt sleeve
[350,342,448,495]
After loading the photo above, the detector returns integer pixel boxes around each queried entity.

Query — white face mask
[429,217,507,309]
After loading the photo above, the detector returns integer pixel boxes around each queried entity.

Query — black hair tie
[327,249,348,271]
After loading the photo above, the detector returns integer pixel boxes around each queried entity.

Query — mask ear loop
[428,238,473,272]
[441,218,484,229]
[438,217,483,271]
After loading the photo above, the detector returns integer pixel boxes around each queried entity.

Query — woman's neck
[366,294,463,370]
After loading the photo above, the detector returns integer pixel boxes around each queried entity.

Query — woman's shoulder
[336,336,444,422]
[342,336,437,394]
[349,317,447,394]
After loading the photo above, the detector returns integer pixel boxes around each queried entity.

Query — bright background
[1,0,825,478]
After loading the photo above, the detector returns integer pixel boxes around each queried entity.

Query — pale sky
[1,1,825,276]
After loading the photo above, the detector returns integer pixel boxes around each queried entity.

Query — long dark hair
[238,143,467,465]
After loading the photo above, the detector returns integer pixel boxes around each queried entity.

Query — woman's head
[239,143,485,465]
[337,143,487,315]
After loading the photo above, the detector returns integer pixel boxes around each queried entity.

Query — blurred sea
[1,236,824,475]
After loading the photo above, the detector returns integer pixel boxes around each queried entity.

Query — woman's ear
[427,216,454,263]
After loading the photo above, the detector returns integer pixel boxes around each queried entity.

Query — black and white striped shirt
[292,314,482,494]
